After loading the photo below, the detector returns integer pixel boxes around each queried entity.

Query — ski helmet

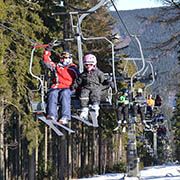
[148,94,152,98]
[60,51,72,66]
[83,54,97,65]
[137,88,143,93]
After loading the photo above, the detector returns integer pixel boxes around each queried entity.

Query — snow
[79,164,180,180]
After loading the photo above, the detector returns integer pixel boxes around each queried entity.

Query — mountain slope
[111,7,180,117]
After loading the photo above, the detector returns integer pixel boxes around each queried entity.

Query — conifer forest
[0,0,179,179]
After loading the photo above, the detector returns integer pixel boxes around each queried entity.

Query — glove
[45,43,53,51]
[70,84,75,91]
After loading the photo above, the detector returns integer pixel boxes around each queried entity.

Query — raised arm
[43,50,56,71]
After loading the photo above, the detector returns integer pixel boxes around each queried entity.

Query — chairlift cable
[0,22,36,45]
[110,0,144,68]
[0,22,63,56]
[110,0,132,39]
[110,0,140,74]
[141,63,149,76]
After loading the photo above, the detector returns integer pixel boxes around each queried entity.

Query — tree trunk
[80,125,85,177]
[44,126,48,174]
[58,133,67,180]
[28,150,36,180]
[67,123,72,179]
[0,99,5,180]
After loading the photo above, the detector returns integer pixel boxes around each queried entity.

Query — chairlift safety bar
[29,45,49,112]
[74,0,108,72]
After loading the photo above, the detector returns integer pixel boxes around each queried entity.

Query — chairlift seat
[30,101,46,113]
[71,86,113,110]
[71,73,113,109]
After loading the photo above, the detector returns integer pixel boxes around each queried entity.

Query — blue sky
[110,0,164,10]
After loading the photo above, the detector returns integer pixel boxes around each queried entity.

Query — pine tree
[0,0,48,154]
[171,91,180,161]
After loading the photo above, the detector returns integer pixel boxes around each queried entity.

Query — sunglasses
[85,64,93,66]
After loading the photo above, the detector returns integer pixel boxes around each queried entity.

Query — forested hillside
[111,6,180,117]
[111,5,180,167]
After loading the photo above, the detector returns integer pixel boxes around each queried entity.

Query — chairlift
[50,0,115,108]
[118,35,156,99]
[29,44,48,113]
[28,0,117,135]
[117,36,157,130]
[60,0,116,108]
[115,35,147,91]
[29,44,66,136]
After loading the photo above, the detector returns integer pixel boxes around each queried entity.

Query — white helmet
[83,54,97,65]
[60,51,72,66]
[148,94,152,98]
[124,92,128,96]
[137,88,143,93]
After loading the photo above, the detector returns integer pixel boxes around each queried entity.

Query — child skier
[73,53,105,126]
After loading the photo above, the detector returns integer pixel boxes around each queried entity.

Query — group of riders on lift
[42,44,163,129]
[116,88,163,129]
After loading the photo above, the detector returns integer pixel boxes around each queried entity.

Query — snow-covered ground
[79,164,180,180]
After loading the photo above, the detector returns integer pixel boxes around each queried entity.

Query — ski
[37,115,64,136]
[71,115,93,126]
[144,127,154,132]
[89,110,99,127]
[113,123,127,132]
[51,120,75,133]
[113,124,121,131]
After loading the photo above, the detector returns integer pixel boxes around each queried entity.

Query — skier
[72,53,105,125]
[132,88,150,128]
[146,94,155,117]
[155,94,162,107]
[116,90,129,125]
[113,90,129,131]
[43,48,79,125]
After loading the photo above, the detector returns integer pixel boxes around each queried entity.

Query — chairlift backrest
[30,0,119,113]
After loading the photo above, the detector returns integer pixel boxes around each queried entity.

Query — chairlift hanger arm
[144,61,155,96]
[29,43,60,112]
[81,35,117,94]
[75,0,108,73]
[78,0,107,26]
[29,47,46,82]
[29,47,45,111]
[75,0,117,93]
[141,63,149,77]
[130,35,146,91]
[30,42,62,80]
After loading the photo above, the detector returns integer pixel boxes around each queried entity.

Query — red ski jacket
[43,50,79,89]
